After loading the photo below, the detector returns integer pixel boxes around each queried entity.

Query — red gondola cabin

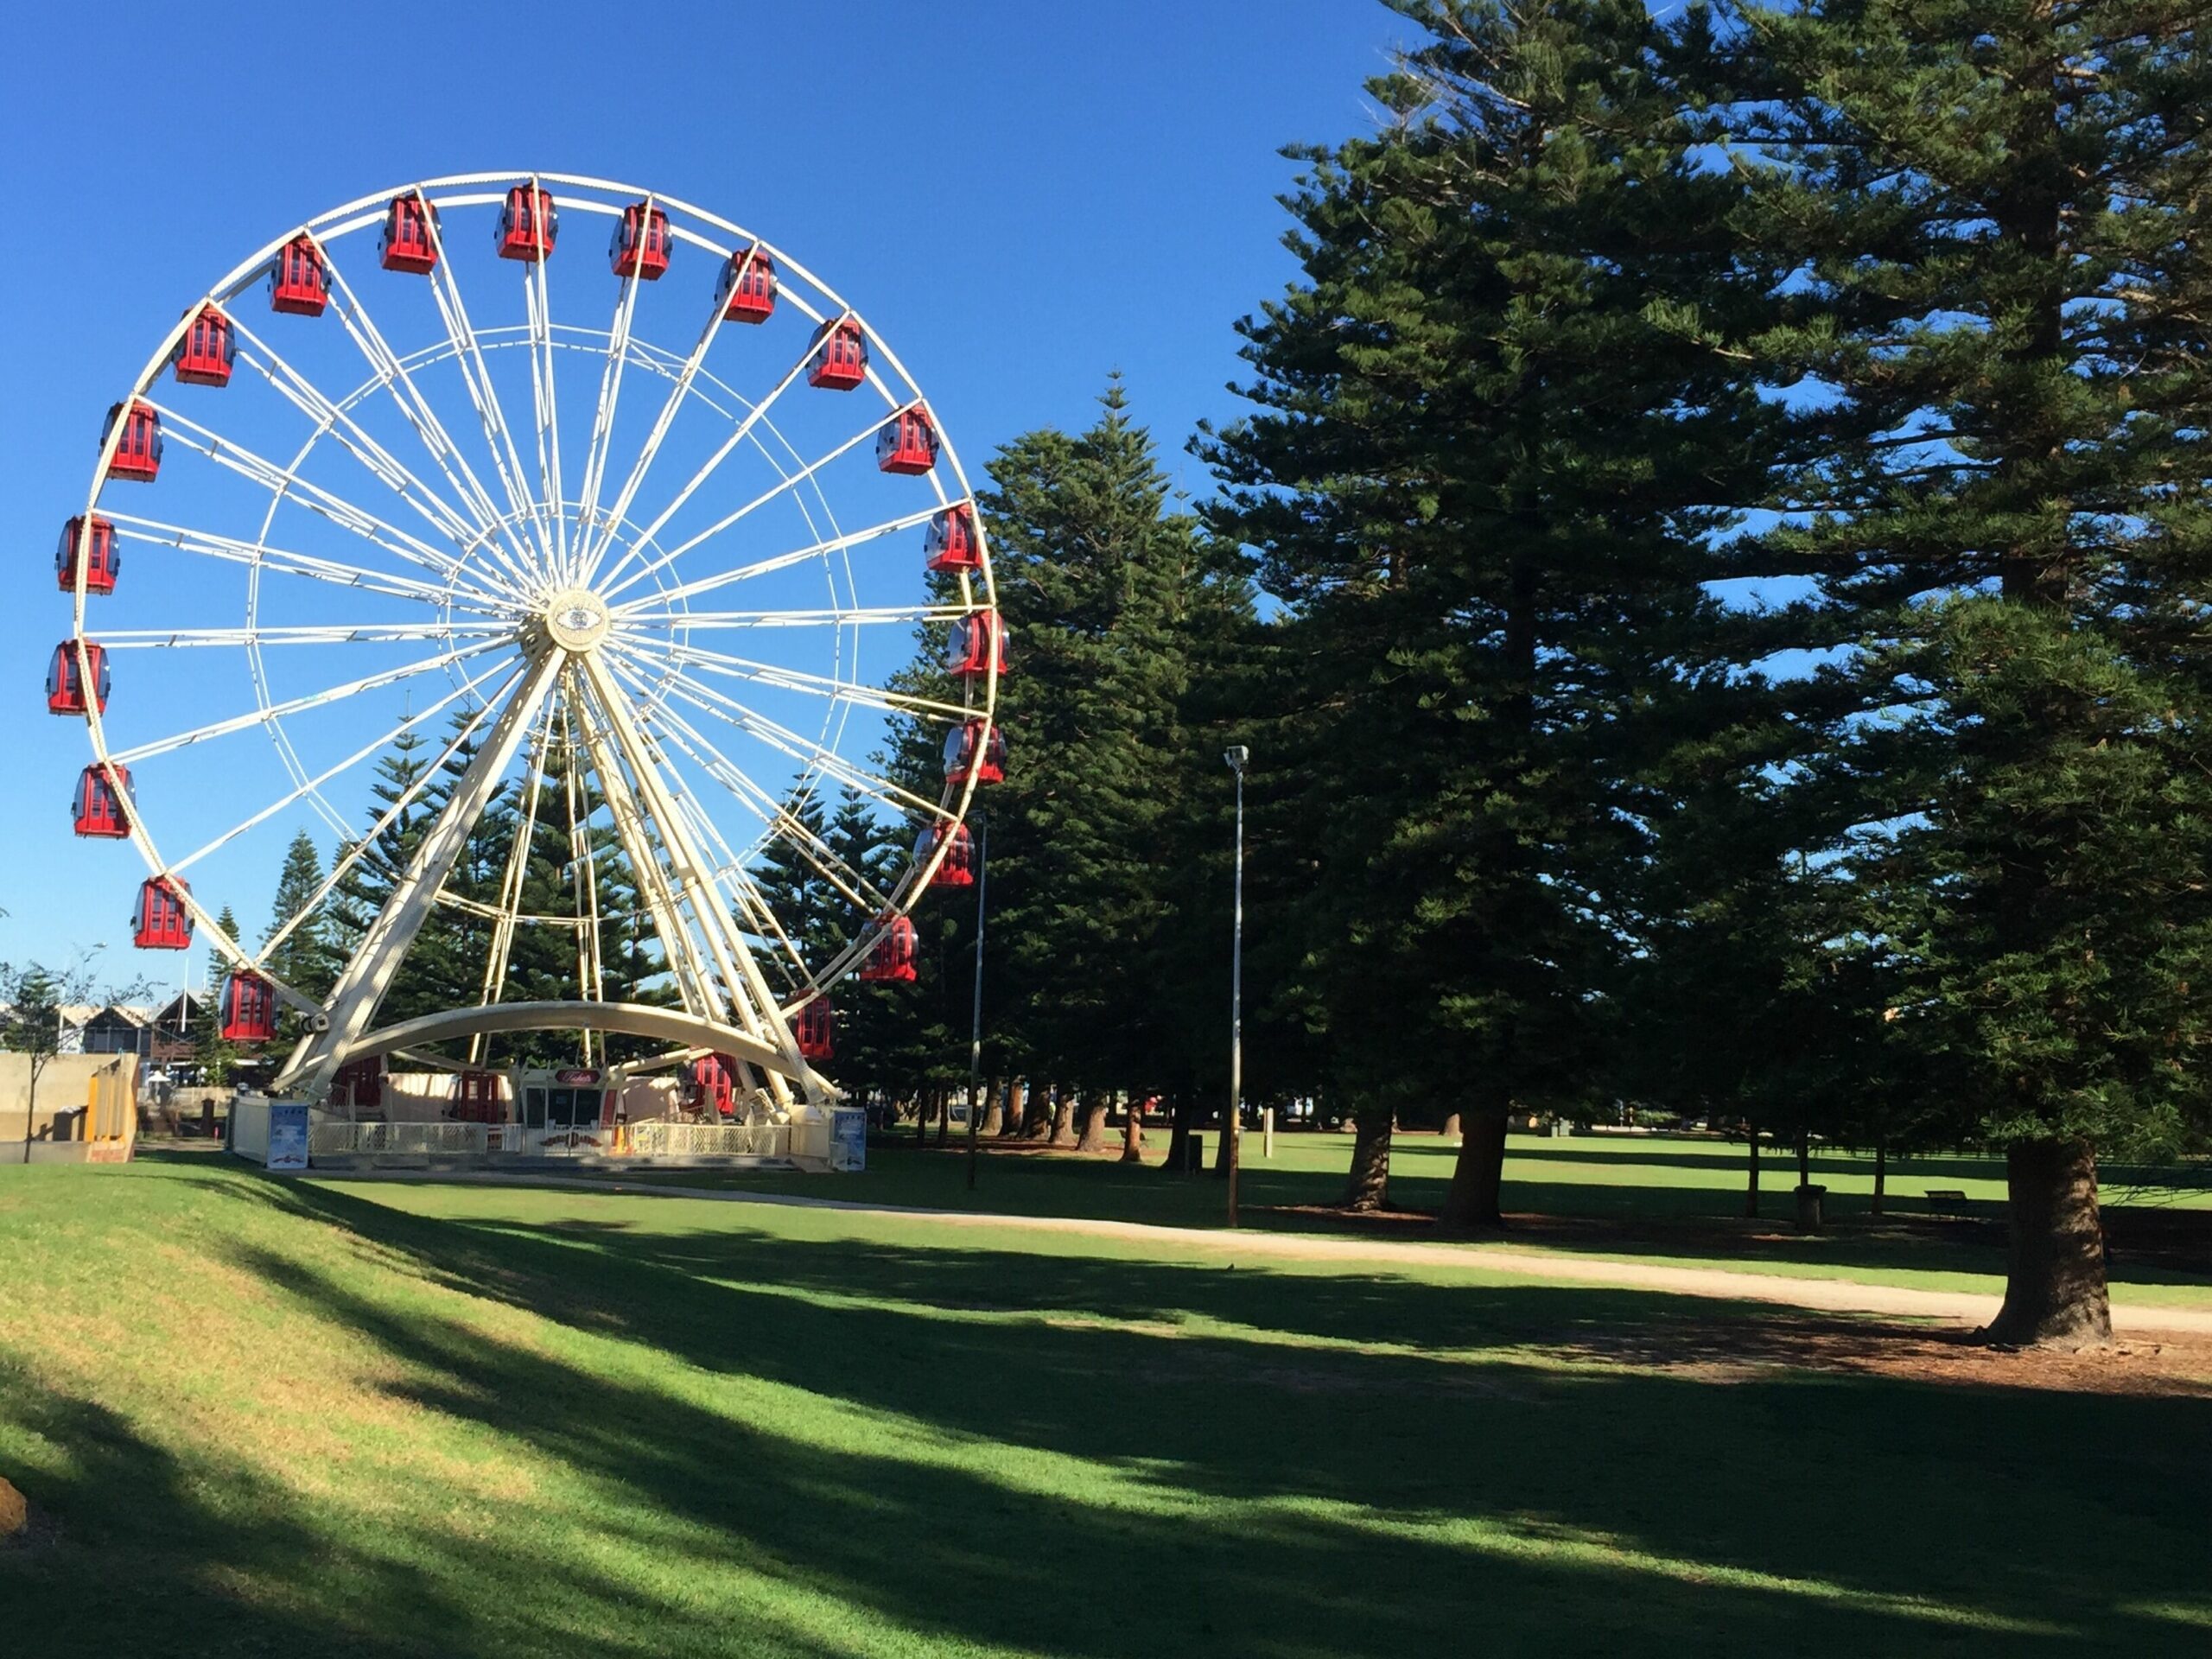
[690,1053,738,1117]
[924,505,980,575]
[807,318,868,390]
[876,407,938,475]
[860,915,918,983]
[332,1058,385,1111]
[718,246,777,323]
[944,719,1007,785]
[916,822,976,888]
[132,877,194,950]
[944,610,1008,678]
[496,185,558,262]
[102,401,162,482]
[47,640,110,715]
[451,1070,504,1122]
[171,307,238,386]
[56,516,119,595]
[73,763,132,837]
[795,999,835,1062]
[220,972,278,1044]
[379,194,440,273]
[610,201,671,279]
[268,236,329,315]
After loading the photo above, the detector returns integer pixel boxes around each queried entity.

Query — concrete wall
[0,1052,138,1153]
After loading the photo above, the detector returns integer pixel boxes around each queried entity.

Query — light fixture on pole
[1224,745,1249,1228]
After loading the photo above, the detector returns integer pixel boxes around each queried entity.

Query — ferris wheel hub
[540,588,612,653]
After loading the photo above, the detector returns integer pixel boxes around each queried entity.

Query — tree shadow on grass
[137,1169,2212,1657]
[1470,1201,2212,1289]
[0,1364,801,1659]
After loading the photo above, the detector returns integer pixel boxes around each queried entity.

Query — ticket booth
[517,1065,613,1156]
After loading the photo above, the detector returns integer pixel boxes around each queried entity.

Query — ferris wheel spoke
[607,645,951,824]
[560,703,610,1033]
[224,311,500,570]
[566,691,718,1020]
[472,695,561,1032]
[243,653,525,966]
[582,663,829,1084]
[639,636,976,721]
[579,297,725,575]
[261,654,558,1010]
[105,514,512,616]
[574,206,652,582]
[522,207,572,582]
[108,639,515,766]
[416,200,555,575]
[143,401,504,597]
[643,701,898,918]
[597,391,891,601]
[665,783,814,988]
[585,332,843,594]
[620,603,965,632]
[99,620,511,649]
[614,505,950,610]
[166,653,524,876]
[320,239,532,578]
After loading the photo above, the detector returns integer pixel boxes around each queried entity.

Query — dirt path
[324,1168,2212,1338]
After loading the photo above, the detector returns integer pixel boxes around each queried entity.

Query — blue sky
[0,0,1408,990]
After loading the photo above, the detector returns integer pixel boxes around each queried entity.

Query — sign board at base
[829,1108,866,1173]
[266,1103,308,1172]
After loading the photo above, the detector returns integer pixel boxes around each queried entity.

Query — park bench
[1923,1188,1971,1213]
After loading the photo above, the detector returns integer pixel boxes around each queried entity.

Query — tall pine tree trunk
[1121,1099,1146,1163]
[1977,53,2106,1351]
[1074,1093,1109,1154]
[1342,1101,1392,1211]
[1438,1098,1509,1231]
[1049,1090,1077,1147]
[1985,1137,2111,1346]
[979,1077,1004,1138]
[1872,1134,1887,1217]
[1162,1093,1194,1173]
[1023,1083,1052,1140]
[1440,567,1535,1234]
[1745,1122,1760,1218]
[1001,1078,1027,1138]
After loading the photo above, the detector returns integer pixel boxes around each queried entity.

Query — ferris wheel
[53,171,1007,1111]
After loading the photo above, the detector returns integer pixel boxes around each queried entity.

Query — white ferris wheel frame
[65,170,1002,1106]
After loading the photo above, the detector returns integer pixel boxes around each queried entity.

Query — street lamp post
[964,810,990,1192]
[1224,747,1249,1227]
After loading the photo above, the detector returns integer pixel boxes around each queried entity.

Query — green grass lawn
[3,1157,2209,1656]
[608,1129,2212,1310]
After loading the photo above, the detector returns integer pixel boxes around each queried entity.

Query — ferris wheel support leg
[574,653,829,1112]
[274,652,564,1098]
[568,673,726,1021]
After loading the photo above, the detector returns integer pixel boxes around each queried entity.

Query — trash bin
[1795,1183,1827,1233]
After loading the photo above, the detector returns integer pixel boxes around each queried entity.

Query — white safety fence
[308,1119,517,1157]
[628,1121,789,1159]
[303,1116,790,1160]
